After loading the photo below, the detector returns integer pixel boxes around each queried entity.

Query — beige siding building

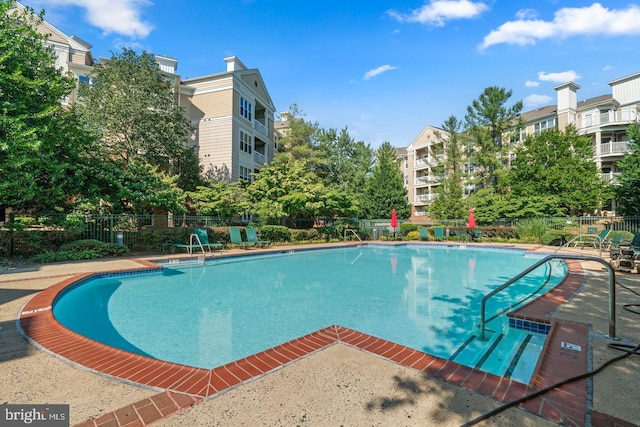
[20,1,276,184]
[402,71,640,218]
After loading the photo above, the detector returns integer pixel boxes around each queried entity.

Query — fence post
[8,212,14,257]
[109,214,114,244]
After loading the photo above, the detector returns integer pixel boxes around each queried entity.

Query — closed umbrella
[390,209,398,240]
[468,208,476,241]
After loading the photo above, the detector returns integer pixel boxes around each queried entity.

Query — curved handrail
[479,255,616,340]
[344,228,362,242]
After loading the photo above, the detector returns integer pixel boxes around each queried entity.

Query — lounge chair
[229,227,255,249]
[602,232,627,251]
[454,230,469,242]
[246,227,270,247]
[576,228,611,249]
[418,228,429,241]
[433,226,444,241]
[472,230,482,241]
[173,228,223,254]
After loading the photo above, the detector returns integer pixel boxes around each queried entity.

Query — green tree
[248,158,356,223]
[0,1,101,213]
[361,142,411,219]
[508,126,610,215]
[77,48,200,189]
[616,123,640,215]
[430,116,467,220]
[315,126,373,214]
[465,86,523,192]
[187,180,250,217]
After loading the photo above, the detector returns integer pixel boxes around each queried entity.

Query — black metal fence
[2,213,639,252]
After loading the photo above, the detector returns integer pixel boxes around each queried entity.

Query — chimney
[554,81,580,130]
[224,56,247,72]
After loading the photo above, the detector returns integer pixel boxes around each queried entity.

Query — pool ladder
[343,228,362,242]
[478,255,617,341]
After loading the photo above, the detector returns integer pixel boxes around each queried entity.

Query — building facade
[18,2,276,184]
[403,72,640,219]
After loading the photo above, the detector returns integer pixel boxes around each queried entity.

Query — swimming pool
[53,245,566,383]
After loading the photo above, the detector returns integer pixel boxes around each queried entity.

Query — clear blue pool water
[53,245,566,382]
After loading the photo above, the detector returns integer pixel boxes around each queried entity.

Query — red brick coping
[18,251,596,426]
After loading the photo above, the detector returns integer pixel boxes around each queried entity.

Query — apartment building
[17,2,276,183]
[403,71,640,219]
[180,57,277,182]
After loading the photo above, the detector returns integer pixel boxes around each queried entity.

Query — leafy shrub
[516,219,548,243]
[60,239,129,256]
[31,249,102,263]
[541,230,574,246]
[400,223,418,235]
[316,226,338,241]
[406,230,420,240]
[258,225,291,242]
[290,229,309,241]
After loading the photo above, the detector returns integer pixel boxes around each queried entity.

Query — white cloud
[525,80,539,88]
[602,65,614,71]
[524,94,553,107]
[388,0,489,26]
[538,70,580,83]
[515,9,537,20]
[39,0,153,38]
[480,3,640,49]
[363,65,398,80]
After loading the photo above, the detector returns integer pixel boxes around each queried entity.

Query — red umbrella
[467,208,476,228]
[390,209,398,228]
[390,209,398,240]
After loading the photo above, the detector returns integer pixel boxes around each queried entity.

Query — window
[239,165,252,183]
[534,118,555,135]
[239,130,252,154]
[240,97,252,121]
[78,75,91,84]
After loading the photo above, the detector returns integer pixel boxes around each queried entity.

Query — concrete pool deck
[1,242,639,426]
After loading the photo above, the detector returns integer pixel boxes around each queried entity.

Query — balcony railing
[253,120,268,137]
[600,172,621,184]
[416,194,435,202]
[254,151,266,165]
[580,109,638,130]
[598,141,631,156]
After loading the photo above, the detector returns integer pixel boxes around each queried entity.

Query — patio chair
[418,227,429,241]
[229,227,255,249]
[246,227,271,247]
[433,226,444,241]
[602,232,627,251]
[173,228,223,254]
[577,228,610,249]
[454,230,469,242]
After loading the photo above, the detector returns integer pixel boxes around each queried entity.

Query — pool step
[450,328,546,384]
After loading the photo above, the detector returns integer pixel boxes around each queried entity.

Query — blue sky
[24,0,640,148]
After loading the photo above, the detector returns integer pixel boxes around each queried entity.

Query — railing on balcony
[254,151,266,165]
[599,141,630,156]
[581,109,638,129]
[415,194,435,203]
[600,172,621,184]
[253,120,268,137]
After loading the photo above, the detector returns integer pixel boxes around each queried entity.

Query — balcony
[253,120,268,137]
[597,141,631,157]
[600,172,621,184]
[416,194,435,202]
[254,151,266,165]
[580,109,638,130]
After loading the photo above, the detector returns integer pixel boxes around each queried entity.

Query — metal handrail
[343,228,362,242]
[479,255,617,340]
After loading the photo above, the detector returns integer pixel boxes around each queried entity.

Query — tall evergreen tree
[465,86,523,192]
[616,123,640,215]
[430,116,467,220]
[361,142,411,219]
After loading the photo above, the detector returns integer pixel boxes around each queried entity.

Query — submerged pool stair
[450,326,546,384]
